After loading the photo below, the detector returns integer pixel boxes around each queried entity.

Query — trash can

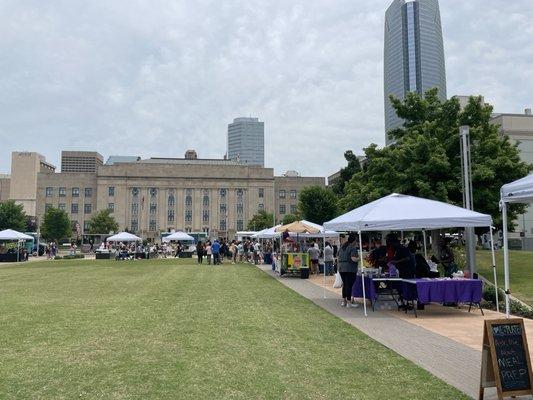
[300,267,310,279]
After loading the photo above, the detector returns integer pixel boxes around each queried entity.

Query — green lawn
[477,250,533,306]
[0,259,467,399]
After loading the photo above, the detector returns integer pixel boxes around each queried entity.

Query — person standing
[196,241,204,264]
[230,241,237,264]
[211,239,221,265]
[337,233,359,307]
[205,241,212,265]
[324,241,334,275]
[307,242,320,275]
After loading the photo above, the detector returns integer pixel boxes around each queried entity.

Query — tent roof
[275,221,320,234]
[162,231,195,242]
[323,193,492,232]
[254,221,338,239]
[107,232,142,242]
[501,174,533,203]
[0,229,33,241]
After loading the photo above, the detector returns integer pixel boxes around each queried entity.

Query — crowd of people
[194,238,274,265]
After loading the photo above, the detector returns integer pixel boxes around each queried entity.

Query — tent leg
[323,236,326,299]
[489,226,499,313]
[359,230,367,317]
[502,202,511,318]
[422,229,428,259]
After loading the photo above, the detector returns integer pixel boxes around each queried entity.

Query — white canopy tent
[500,174,533,317]
[0,229,33,262]
[107,232,142,242]
[324,193,496,316]
[162,231,195,242]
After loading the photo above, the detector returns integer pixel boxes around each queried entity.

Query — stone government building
[4,150,324,240]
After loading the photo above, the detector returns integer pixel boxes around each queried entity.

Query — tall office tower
[384,0,447,144]
[227,117,264,166]
[61,151,103,172]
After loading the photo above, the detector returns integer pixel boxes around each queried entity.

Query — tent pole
[358,230,367,317]
[502,202,510,318]
[323,235,326,299]
[422,229,428,259]
[17,240,20,262]
[489,225,499,313]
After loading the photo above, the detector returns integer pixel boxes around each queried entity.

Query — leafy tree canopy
[298,186,338,225]
[88,209,119,235]
[247,210,274,231]
[281,213,300,225]
[340,89,531,228]
[0,200,27,231]
[41,207,71,241]
[331,150,361,196]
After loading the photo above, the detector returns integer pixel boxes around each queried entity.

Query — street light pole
[460,126,477,274]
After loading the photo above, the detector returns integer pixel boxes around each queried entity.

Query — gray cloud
[0,0,531,177]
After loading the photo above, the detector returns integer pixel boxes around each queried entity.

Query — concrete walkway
[258,265,529,400]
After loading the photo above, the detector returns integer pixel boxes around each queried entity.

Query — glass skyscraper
[384,0,447,144]
[227,117,265,166]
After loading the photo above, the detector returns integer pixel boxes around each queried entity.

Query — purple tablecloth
[352,276,377,301]
[402,279,483,304]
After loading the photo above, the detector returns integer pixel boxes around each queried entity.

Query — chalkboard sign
[479,318,533,400]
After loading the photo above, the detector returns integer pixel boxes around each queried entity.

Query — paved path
[258,265,529,400]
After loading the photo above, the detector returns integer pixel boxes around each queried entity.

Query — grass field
[476,250,533,306]
[0,259,468,399]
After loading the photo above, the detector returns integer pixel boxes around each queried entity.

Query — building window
[185,195,192,207]
[149,219,157,231]
[131,203,138,215]
[84,204,92,214]
[236,188,244,198]
[236,203,244,214]
[202,210,209,222]
[290,190,297,199]
[220,219,226,231]
[46,187,53,197]
[185,210,192,223]
[150,202,157,215]
[72,187,79,197]
[258,203,264,211]
[168,209,175,222]
[71,203,78,214]
[84,188,92,198]
[279,204,286,214]
[203,195,209,207]
[59,187,66,197]
[131,219,138,233]
[168,194,175,207]
[258,188,264,198]
[131,187,139,197]
[58,203,66,211]
[108,187,115,197]
[279,190,286,199]
[237,220,244,231]
[45,203,52,212]
[84,221,90,232]
[108,203,114,212]
[220,204,227,214]
[219,189,227,198]
[290,204,297,214]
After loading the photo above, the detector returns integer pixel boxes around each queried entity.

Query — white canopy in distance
[162,231,195,242]
[501,174,533,203]
[324,193,492,232]
[0,229,33,241]
[107,232,142,242]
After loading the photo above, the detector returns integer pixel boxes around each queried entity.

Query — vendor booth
[0,229,33,262]
[500,174,533,317]
[162,231,195,257]
[324,193,496,317]
[103,232,142,260]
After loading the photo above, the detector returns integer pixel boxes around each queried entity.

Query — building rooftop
[137,157,245,166]
[106,156,141,165]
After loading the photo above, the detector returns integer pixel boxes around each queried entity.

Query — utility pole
[460,126,477,274]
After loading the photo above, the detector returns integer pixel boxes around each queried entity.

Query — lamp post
[460,126,477,274]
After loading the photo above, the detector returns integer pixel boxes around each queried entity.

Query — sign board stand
[479,318,533,399]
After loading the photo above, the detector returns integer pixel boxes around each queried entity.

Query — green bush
[55,254,85,260]
[482,284,533,319]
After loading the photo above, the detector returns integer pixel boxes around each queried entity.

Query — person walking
[230,241,237,264]
[211,239,221,265]
[196,241,204,264]
[337,233,359,307]
[307,242,320,275]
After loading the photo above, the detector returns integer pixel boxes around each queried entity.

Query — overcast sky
[1,0,532,177]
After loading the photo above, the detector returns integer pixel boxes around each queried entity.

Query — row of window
[127,219,243,233]
[279,190,297,199]
[45,203,115,214]
[279,204,298,215]
[45,187,116,197]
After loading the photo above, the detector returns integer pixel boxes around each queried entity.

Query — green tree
[298,186,338,225]
[41,207,71,241]
[281,213,300,225]
[0,200,27,231]
[331,150,362,196]
[340,90,531,228]
[88,209,119,234]
[247,210,274,231]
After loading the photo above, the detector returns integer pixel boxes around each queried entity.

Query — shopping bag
[333,272,343,288]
